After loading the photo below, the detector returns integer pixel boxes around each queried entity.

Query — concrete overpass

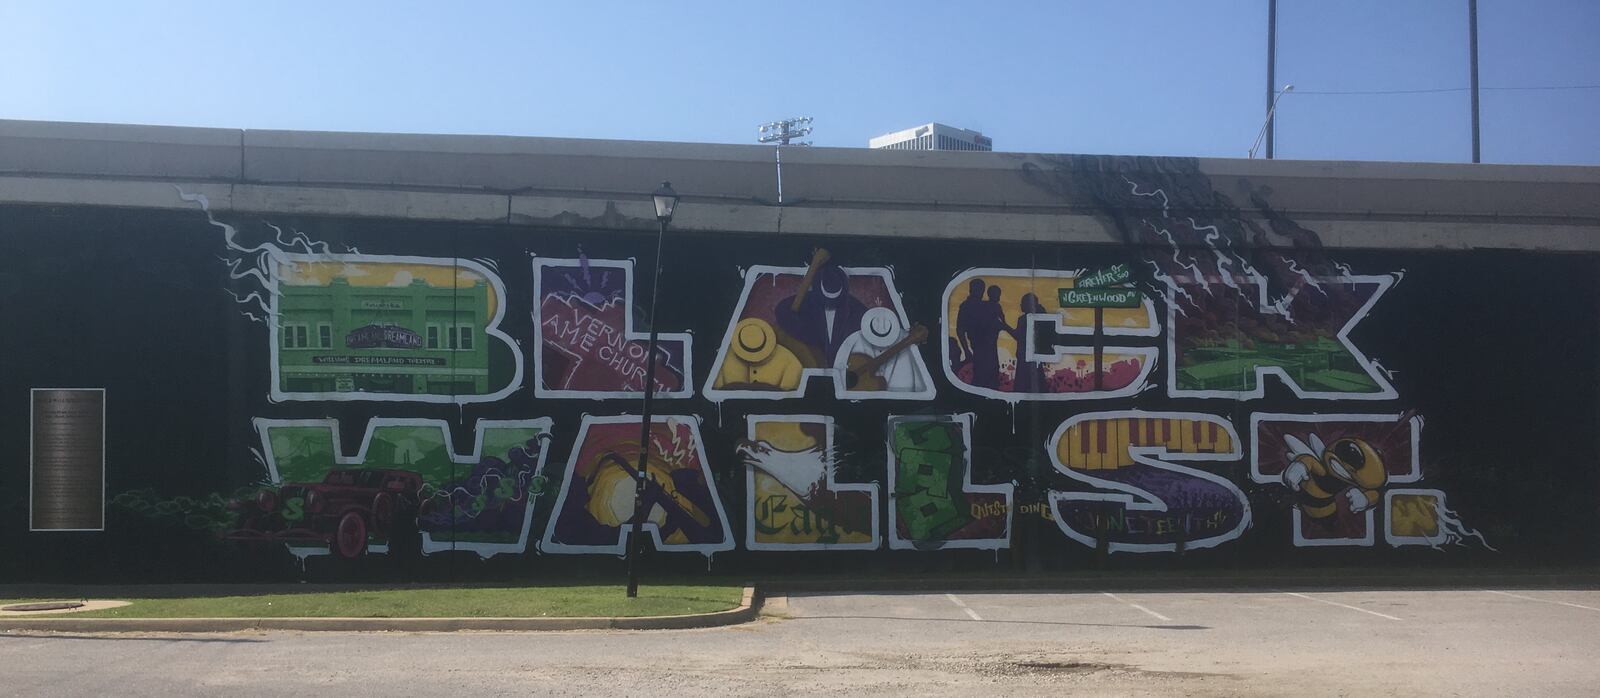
[2,118,1597,252]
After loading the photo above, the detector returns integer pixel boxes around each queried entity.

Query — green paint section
[893,421,972,541]
[1058,287,1142,308]
[1177,337,1381,393]
[365,426,454,485]
[277,276,496,396]
[265,427,338,484]
[8,585,742,618]
[262,424,548,488]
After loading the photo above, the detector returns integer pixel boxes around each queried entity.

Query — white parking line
[1485,589,1600,612]
[1102,592,1172,622]
[1283,592,1403,621]
[944,593,983,621]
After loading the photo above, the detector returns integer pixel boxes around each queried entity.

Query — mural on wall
[267,255,522,402]
[704,248,936,401]
[1251,413,1489,549]
[1165,272,1397,400]
[887,414,1012,551]
[184,190,523,403]
[941,268,1158,401]
[235,418,552,559]
[1048,411,1250,553]
[1384,488,1493,549]
[736,415,880,550]
[1017,159,1398,401]
[533,255,693,399]
[66,163,1523,581]
[541,415,733,556]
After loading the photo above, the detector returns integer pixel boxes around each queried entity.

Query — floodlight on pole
[758,117,813,146]
[759,118,812,205]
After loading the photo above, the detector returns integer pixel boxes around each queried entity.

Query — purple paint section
[538,259,689,394]
[417,438,546,548]
[1059,464,1246,548]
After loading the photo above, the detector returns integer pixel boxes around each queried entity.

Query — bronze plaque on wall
[30,388,106,531]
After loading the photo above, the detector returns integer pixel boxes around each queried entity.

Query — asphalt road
[3,587,1599,696]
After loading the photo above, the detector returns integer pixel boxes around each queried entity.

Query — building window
[282,323,311,349]
[317,323,333,349]
[426,324,441,350]
[449,324,475,351]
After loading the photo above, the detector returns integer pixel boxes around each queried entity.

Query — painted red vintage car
[225,468,424,559]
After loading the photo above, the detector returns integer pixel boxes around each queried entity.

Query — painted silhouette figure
[774,263,865,368]
[955,279,987,377]
[1008,292,1048,393]
[957,281,1008,389]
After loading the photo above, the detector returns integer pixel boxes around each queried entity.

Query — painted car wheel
[372,493,395,536]
[334,511,367,559]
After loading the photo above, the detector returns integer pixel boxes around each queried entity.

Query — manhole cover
[2,602,85,612]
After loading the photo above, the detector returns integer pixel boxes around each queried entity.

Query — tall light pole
[1469,0,1481,163]
[626,181,678,599]
[758,117,812,205]
[1265,0,1278,159]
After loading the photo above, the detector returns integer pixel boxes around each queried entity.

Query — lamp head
[652,181,679,223]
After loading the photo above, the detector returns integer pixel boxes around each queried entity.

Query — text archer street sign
[1076,263,1131,289]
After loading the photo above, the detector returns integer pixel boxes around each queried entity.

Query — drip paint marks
[1015,156,1397,401]
[238,418,552,559]
[941,268,1158,401]
[1249,413,1487,549]
[737,415,881,550]
[887,414,1012,551]
[1048,411,1250,554]
[268,255,523,403]
[541,415,733,557]
[705,248,935,401]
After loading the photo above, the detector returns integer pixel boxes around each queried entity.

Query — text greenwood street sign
[1060,264,1139,308]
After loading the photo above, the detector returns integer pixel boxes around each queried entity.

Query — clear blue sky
[2,1,1596,164]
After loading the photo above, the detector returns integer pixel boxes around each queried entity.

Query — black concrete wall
[1,188,1595,583]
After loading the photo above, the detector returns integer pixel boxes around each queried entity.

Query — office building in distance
[869,123,992,151]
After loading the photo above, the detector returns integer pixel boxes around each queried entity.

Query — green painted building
[1177,336,1380,394]
[276,276,492,396]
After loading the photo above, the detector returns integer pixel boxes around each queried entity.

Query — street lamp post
[626,181,678,599]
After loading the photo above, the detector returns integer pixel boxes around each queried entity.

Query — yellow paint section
[1056,417,1233,471]
[944,274,1152,365]
[278,260,498,318]
[1389,493,1442,538]
[751,471,874,546]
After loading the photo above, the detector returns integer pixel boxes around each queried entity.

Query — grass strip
[2,585,742,619]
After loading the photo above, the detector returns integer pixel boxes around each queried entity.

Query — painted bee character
[1281,434,1387,518]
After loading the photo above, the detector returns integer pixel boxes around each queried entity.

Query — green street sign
[1077,263,1131,289]
[1058,287,1143,308]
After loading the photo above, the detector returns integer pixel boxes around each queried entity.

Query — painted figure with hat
[834,307,929,393]
[713,318,804,390]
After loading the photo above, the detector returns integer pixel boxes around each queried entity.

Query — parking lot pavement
[3,587,1599,696]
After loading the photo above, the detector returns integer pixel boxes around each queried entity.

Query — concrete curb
[0,586,761,634]
[764,574,1600,594]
